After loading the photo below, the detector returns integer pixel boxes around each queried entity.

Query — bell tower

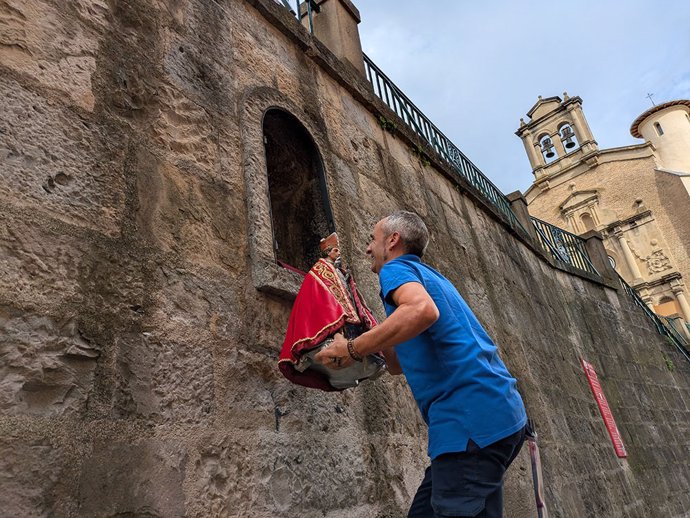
[516,93,599,180]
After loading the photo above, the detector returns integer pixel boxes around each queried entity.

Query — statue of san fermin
[279,232,386,390]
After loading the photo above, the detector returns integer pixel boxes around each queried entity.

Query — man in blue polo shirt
[315,210,527,518]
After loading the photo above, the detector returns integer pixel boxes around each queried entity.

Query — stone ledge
[252,259,303,300]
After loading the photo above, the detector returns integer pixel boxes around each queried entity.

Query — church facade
[518,95,690,336]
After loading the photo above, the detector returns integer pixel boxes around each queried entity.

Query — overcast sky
[353,0,690,194]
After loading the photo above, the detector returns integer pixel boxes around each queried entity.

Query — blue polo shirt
[379,254,526,459]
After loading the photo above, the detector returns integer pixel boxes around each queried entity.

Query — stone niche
[263,108,335,273]
[241,86,341,299]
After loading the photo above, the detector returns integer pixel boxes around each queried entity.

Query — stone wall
[1,1,689,517]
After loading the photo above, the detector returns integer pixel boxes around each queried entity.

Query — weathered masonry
[1,1,689,517]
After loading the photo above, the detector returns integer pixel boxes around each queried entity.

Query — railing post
[580,230,617,284]
[302,0,365,75]
[506,191,538,241]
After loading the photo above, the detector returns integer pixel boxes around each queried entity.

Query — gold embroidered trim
[310,260,360,324]
[288,314,346,356]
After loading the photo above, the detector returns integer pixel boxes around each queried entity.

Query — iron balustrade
[531,217,599,275]
[362,55,524,233]
[617,274,690,364]
[664,316,690,346]
[275,0,315,33]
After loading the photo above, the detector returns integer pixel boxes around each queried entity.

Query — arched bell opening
[558,123,579,153]
[538,133,558,164]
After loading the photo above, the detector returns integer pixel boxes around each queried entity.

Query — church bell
[541,137,555,158]
[561,125,576,149]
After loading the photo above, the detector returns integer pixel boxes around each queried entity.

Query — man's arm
[315,281,439,372]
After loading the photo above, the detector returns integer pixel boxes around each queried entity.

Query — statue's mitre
[319,232,339,252]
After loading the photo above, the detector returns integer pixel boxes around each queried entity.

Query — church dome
[630,99,690,138]
[630,99,690,174]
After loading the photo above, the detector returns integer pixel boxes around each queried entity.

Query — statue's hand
[314,333,353,370]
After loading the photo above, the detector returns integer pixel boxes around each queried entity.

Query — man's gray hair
[382,210,429,257]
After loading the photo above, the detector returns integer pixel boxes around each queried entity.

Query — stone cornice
[632,271,683,290]
[603,210,654,233]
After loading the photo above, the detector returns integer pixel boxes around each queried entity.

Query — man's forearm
[352,300,437,357]
[315,282,438,370]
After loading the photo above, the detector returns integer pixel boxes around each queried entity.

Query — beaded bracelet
[347,339,363,362]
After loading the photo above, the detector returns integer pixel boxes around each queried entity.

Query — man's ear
[388,232,401,250]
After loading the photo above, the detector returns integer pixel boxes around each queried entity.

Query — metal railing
[663,316,690,345]
[275,0,316,33]
[530,217,599,275]
[618,274,690,364]
[362,55,525,233]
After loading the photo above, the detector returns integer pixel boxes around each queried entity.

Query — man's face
[365,220,389,274]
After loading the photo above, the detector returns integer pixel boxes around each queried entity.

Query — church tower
[630,100,690,174]
[515,93,599,181]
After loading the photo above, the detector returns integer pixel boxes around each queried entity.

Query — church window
[539,134,558,163]
[558,123,578,152]
[263,109,335,273]
[654,122,664,136]
[580,212,595,231]
[607,255,616,269]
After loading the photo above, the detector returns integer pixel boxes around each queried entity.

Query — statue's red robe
[279,258,378,391]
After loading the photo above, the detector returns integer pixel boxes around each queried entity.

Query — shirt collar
[394,253,422,263]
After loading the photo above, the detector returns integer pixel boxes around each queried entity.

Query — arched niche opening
[580,212,595,232]
[263,108,335,273]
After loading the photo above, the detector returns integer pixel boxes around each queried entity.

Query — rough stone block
[78,440,187,518]
[0,77,126,235]
[0,215,90,309]
[134,150,246,272]
[0,432,65,517]
[0,0,102,111]
[112,333,214,424]
[0,306,99,417]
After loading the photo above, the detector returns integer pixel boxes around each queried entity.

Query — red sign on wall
[581,359,627,458]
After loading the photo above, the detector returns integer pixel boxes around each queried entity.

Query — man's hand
[314,333,354,370]
[314,282,438,374]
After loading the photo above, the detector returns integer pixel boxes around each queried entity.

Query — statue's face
[327,247,341,262]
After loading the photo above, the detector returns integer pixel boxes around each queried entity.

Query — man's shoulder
[378,257,424,298]
[380,256,419,278]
